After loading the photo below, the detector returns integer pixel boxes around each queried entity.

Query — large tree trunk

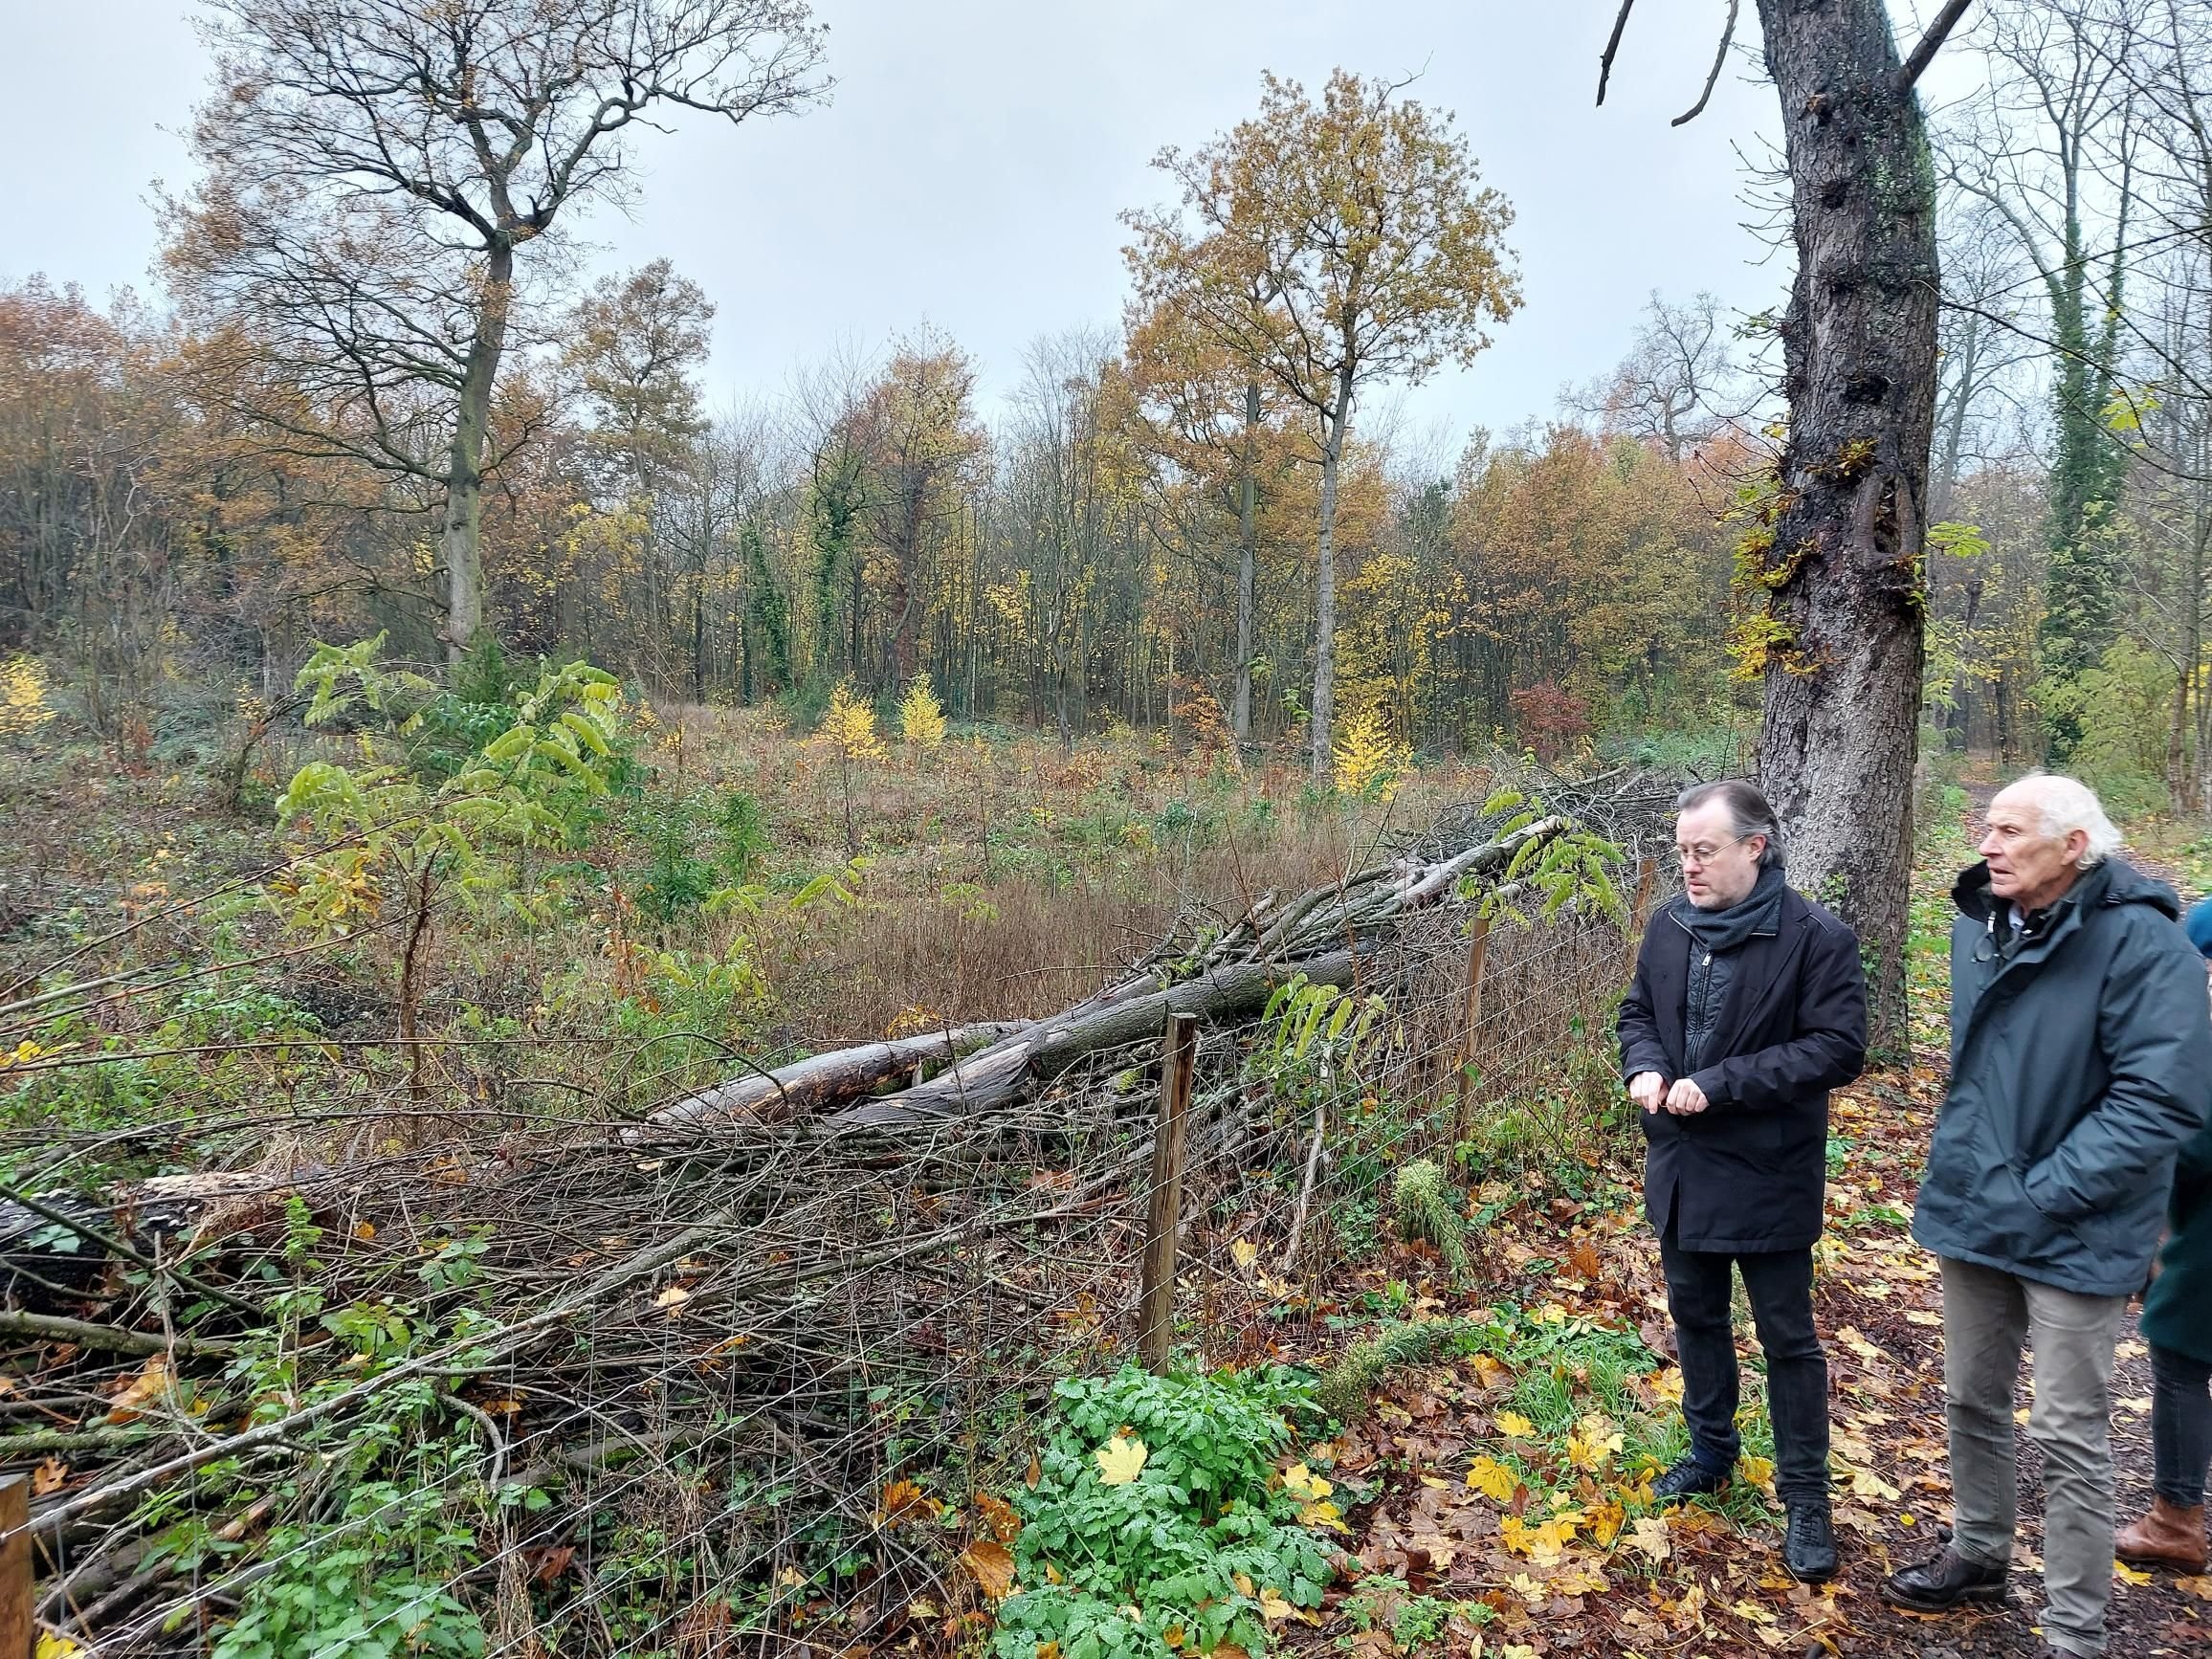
[1752,0,1938,1059]
[438,240,514,665]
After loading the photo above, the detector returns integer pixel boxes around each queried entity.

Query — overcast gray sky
[0,1,1965,447]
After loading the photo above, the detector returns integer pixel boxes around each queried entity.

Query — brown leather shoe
[2115,1495,2209,1572]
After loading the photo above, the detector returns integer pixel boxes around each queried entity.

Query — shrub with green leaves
[211,1483,487,1659]
[992,1364,1337,1659]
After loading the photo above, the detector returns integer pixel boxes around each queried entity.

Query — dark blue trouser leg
[2151,1343,2212,1509]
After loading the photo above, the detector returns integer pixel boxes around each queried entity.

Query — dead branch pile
[5,803,1640,1657]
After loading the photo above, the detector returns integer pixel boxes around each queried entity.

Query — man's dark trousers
[1659,1225,1831,1500]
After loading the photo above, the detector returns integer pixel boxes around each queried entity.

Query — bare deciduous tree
[166,0,827,662]
[1571,291,1749,465]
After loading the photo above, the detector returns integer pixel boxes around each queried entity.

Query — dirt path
[1296,825,2209,1658]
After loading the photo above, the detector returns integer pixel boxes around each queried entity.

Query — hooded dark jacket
[1912,857,2212,1298]
[1618,880,1868,1253]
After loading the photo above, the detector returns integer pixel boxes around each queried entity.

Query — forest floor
[1277,807,2212,1659]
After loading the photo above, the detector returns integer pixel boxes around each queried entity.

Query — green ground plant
[992,1363,1338,1659]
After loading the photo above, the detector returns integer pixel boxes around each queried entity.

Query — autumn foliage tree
[1124,70,1521,775]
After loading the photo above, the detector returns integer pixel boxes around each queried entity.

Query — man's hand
[1665,1077,1711,1116]
[1628,1072,1667,1113]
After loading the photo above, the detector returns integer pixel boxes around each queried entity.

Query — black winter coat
[1913,858,2212,1297]
[1618,885,1869,1253]
[2142,1118,2212,1365]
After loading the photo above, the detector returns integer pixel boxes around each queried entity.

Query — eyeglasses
[1672,833,1752,869]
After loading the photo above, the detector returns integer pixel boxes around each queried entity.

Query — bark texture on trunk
[1752,0,1937,1058]
[438,242,514,665]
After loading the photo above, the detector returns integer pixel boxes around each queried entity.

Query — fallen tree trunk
[827,949,1366,1129]
[801,814,1569,1133]
[646,1021,1028,1133]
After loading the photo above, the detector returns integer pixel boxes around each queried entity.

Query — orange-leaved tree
[1123,70,1520,776]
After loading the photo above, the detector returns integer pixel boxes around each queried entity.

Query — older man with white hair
[1885,774,2212,1656]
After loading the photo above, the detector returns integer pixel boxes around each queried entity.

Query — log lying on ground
[653,813,1570,1137]
[645,1021,1028,1134]
[829,949,1366,1129]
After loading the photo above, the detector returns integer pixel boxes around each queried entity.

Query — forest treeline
[3,0,2210,812]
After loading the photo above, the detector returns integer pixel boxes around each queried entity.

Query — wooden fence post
[1138,1013,1199,1373]
[0,1473,29,1659]
[1624,853,1658,974]
[1449,913,1493,1148]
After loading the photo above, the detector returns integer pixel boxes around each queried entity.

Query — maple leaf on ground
[1095,1434,1148,1485]
[1494,1410,1537,1439]
[1466,1455,1520,1503]
[2113,1559,2153,1586]
[975,1493,1022,1542]
[1564,1413,1622,1471]
[1499,1512,1578,1566]
[1847,1466,1901,1500]
[1280,1461,1332,1499]
[1469,1352,1512,1388]
[1582,1498,1625,1548]
[960,1539,1016,1600]
[1835,1327,1884,1364]
[874,1478,942,1529]
[1626,1515,1671,1561]
[105,1355,172,1425]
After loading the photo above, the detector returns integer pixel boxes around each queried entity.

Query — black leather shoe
[1882,1545,2008,1612]
[1650,1454,1731,1503]
[1783,1499,1837,1582]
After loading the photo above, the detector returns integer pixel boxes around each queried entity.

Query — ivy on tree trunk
[1752,0,1939,1059]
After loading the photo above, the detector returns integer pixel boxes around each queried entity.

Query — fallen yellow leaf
[1466,1454,1519,1503]
[1565,1412,1622,1472]
[1494,1410,1537,1439]
[1095,1434,1148,1486]
[2112,1559,2152,1586]
[106,1355,172,1425]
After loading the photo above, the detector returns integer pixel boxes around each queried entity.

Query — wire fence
[9,780,1681,1658]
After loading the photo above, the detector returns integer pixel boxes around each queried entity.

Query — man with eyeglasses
[1618,779,1867,1584]
[1884,773,2211,1658]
